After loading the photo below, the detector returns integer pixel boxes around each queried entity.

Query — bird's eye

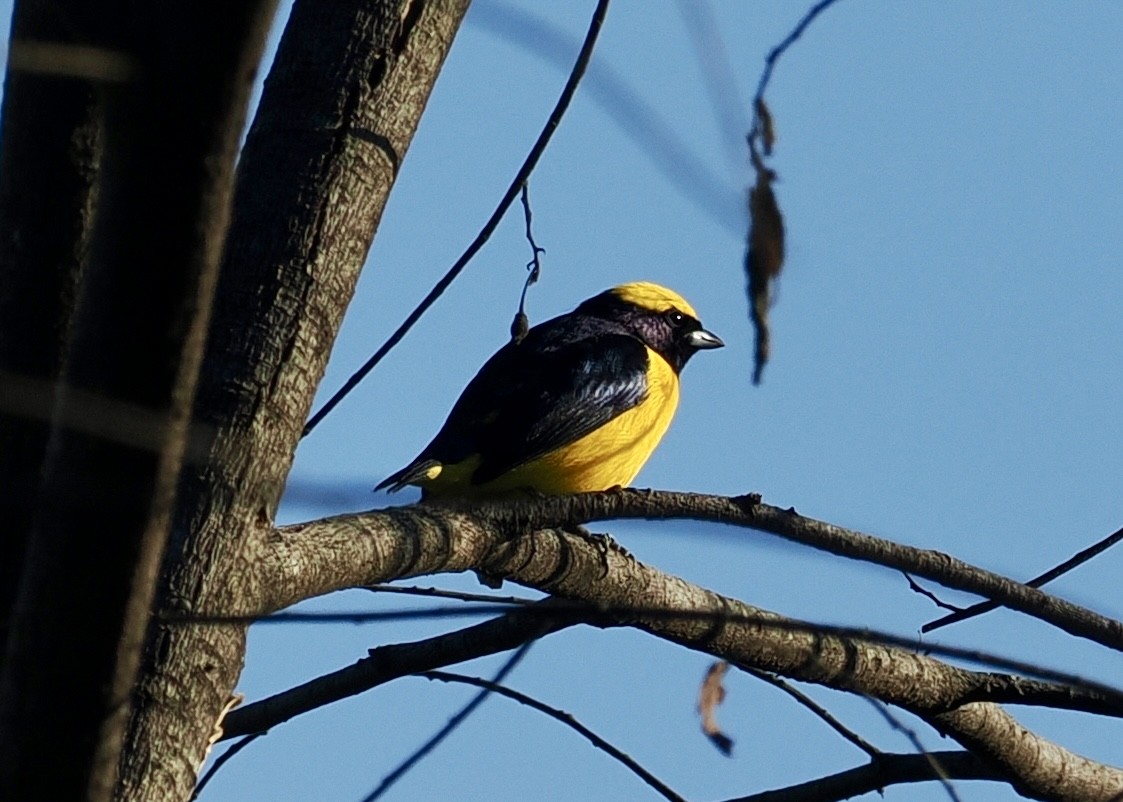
[666,309,685,326]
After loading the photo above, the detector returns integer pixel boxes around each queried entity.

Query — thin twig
[865,699,961,802]
[474,1,741,234]
[905,573,963,613]
[361,642,535,801]
[748,0,842,153]
[191,731,267,800]
[520,183,545,273]
[510,182,545,342]
[924,523,1123,633]
[745,668,881,759]
[302,0,611,436]
[422,670,687,802]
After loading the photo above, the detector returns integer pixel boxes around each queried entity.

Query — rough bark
[230,501,1123,802]
[473,490,1123,651]
[115,2,470,800]
[251,490,1123,653]
[0,3,277,800]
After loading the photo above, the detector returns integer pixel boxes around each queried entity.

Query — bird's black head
[576,282,724,373]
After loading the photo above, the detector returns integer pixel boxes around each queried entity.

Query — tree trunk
[115,2,470,800]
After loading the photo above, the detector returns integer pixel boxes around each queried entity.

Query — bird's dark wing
[426,330,650,486]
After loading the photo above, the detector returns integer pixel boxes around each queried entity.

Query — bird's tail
[374,459,442,493]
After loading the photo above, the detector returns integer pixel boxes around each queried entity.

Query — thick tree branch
[236,503,1122,800]
[469,490,1123,652]
[256,505,1120,715]
[255,491,1123,653]
[487,526,1123,802]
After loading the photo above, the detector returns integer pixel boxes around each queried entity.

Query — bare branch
[749,0,843,138]
[925,523,1123,633]
[221,601,577,739]
[467,490,1123,652]
[509,182,545,343]
[190,733,266,802]
[196,604,1123,713]
[483,526,1123,801]
[203,605,1123,715]
[255,492,1123,655]
[250,502,1123,708]
[742,0,843,384]
[723,751,997,802]
[906,573,964,613]
[361,643,535,801]
[865,699,962,801]
[744,669,881,759]
[422,670,686,802]
[248,504,1123,801]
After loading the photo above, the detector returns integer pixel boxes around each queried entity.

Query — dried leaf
[697,661,734,756]
[745,164,785,384]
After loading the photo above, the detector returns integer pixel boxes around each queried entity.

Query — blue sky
[6,2,1123,800]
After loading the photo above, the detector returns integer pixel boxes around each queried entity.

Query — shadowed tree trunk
[0,2,278,799]
[0,0,100,664]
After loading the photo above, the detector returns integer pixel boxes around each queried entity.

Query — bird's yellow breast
[425,347,680,497]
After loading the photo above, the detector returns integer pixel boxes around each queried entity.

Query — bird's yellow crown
[610,281,698,319]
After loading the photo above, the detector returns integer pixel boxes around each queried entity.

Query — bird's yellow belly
[426,348,680,497]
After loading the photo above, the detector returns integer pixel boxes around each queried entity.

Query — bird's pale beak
[686,328,724,350]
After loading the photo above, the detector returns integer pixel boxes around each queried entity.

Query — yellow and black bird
[376,282,723,498]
